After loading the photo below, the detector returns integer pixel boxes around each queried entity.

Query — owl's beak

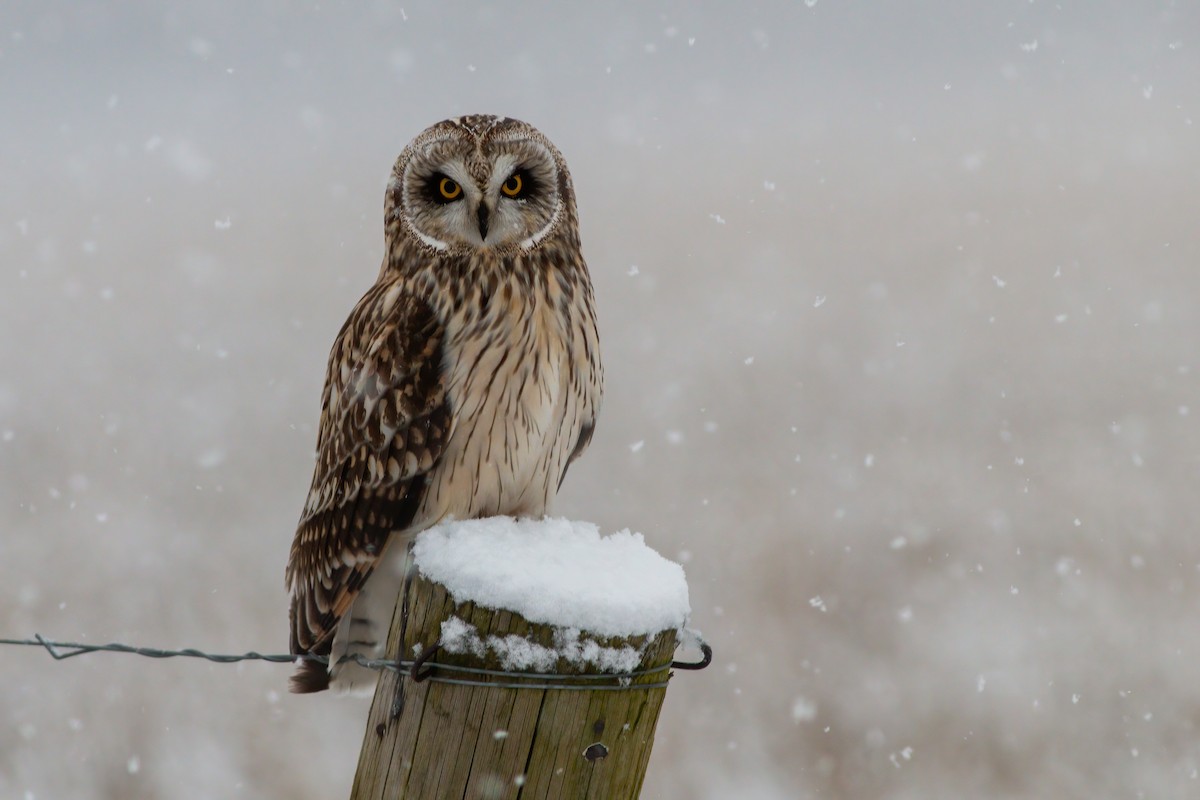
[476,203,490,242]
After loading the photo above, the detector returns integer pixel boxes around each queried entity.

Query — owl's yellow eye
[438,177,462,201]
[501,173,523,197]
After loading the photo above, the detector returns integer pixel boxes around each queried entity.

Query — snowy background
[2,2,1199,798]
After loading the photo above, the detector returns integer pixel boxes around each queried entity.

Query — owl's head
[386,115,577,256]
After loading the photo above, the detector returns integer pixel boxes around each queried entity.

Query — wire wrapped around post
[0,635,710,692]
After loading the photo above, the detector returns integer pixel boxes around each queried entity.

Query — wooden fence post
[350,567,680,799]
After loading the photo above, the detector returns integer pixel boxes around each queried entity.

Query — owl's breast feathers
[427,256,601,520]
[285,280,451,693]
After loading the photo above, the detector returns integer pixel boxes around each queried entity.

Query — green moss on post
[350,569,678,799]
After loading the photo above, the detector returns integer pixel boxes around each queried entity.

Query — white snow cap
[412,517,690,637]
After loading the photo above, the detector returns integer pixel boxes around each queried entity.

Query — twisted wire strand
[0,633,709,692]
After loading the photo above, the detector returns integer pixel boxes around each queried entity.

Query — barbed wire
[2,634,305,665]
[0,632,711,692]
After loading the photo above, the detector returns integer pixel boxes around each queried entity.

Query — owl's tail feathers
[289,627,334,693]
[288,586,335,692]
[289,657,332,693]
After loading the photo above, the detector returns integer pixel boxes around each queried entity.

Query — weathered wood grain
[350,567,677,799]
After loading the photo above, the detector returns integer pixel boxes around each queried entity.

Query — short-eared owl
[285,115,602,693]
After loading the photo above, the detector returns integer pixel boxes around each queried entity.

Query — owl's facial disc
[400,136,562,253]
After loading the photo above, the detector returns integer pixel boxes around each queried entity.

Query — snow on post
[351,517,693,800]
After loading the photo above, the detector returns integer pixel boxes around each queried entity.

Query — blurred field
[2,3,1199,798]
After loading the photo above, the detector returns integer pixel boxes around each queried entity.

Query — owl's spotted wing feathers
[286,281,451,692]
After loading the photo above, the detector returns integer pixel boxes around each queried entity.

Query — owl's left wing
[285,281,451,692]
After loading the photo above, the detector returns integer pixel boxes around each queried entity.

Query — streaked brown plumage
[285,115,602,693]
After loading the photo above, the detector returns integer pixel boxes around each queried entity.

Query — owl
[284,115,602,693]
